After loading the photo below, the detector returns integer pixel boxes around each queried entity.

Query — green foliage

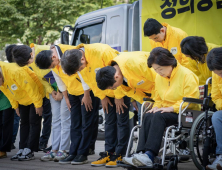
[0,0,136,48]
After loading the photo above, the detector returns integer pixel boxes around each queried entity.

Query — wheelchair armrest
[182,97,203,104]
[143,98,155,102]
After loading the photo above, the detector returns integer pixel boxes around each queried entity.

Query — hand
[36,107,43,116]
[51,90,57,100]
[82,92,93,112]
[145,102,154,113]
[55,92,63,101]
[115,98,128,114]
[62,90,71,112]
[101,97,113,114]
[15,107,20,117]
[65,97,71,112]
[154,107,174,113]
[147,107,159,113]
[131,100,138,112]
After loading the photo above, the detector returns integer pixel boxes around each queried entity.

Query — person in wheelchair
[180,36,220,86]
[206,47,222,170]
[122,47,200,168]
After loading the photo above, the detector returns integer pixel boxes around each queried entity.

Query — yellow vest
[0,62,44,109]
[212,72,222,110]
[52,44,85,96]
[187,43,221,86]
[150,23,189,68]
[76,43,120,100]
[153,63,200,113]
[112,51,156,103]
[29,44,53,98]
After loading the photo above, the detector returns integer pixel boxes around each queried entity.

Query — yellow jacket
[211,72,222,110]
[0,62,44,109]
[52,44,85,96]
[187,43,221,86]
[150,23,189,68]
[111,51,156,103]
[76,43,120,100]
[153,63,200,113]
[29,44,53,97]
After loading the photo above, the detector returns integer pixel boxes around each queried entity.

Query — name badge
[137,80,145,86]
[11,84,18,90]
[171,47,178,55]
[94,68,101,74]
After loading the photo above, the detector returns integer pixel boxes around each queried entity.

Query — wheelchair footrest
[117,161,163,169]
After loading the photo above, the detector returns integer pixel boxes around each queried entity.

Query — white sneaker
[122,156,135,166]
[207,155,222,170]
[18,148,35,161]
[11,149,23,160]
[40,151,56,161]
[54,151,68,162]
[132,153,153,168]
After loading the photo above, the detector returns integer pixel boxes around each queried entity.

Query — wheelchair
[117,78,216,170]
[189,77,217,170]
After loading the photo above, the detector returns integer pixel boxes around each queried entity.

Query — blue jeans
[12,111,20,144]
[212,110,222,154]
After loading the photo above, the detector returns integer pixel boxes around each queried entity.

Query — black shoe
[59,155,76,164]
[88,148,95,155]
[39,142,47,151]
[43,145,52,153]
[11,143,16,150]
[71,155,88,165]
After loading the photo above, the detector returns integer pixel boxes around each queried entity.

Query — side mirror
[80,34,90,44]
[61,31,69,44]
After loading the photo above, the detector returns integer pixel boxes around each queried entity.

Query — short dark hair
[96,66,116,90]
[148,47,177,68]
[61,49,82,76]
[143,18,163,36]
[5,44,16,63]
[206,47,222,71]
[35,50,53,69]
[180,36,208,63]
[12,45,32,67]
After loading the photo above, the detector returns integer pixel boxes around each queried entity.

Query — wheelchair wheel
[189,111,214,170]
[167,161,178,170]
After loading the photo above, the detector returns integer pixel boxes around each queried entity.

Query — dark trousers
[0,107,14,152]
[137,111,178,155]
[69,91,100,156]
[105,96,130,155]
[89,110,99,150]
[19,104,42,152]
[39,97,52,145]
[12,111,20,144]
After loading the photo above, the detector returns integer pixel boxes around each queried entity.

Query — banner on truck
[141,0,222,51]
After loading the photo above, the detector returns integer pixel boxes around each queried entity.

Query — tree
[0,0,114,48]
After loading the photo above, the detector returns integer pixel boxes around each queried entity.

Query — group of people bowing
[0,18,222,170]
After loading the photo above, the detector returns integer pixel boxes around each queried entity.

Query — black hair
[148,47,177,68]
[5,44,16,63]
[61,49,82,76]
[35,50,53,69]
[143,18,163,36]
[180,36,208,63]
[12,45,32,67]
[206,47,222,71]
[96,66,116,90]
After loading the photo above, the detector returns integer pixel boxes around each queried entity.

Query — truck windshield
[72,23,103,46]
